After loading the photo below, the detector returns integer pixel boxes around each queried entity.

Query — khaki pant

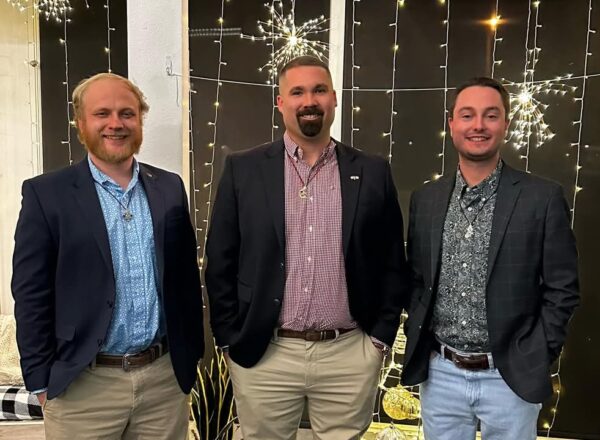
[227,329,383,440]
[43,353,190,440]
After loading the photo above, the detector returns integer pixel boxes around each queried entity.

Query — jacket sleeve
[204,155,241,347]
[540,185,579,363]
[370,161,410,346]
[11,180,57,391]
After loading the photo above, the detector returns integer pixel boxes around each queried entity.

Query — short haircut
[278,56,331,84]
[72,72,149,120]
[449,77,510,120]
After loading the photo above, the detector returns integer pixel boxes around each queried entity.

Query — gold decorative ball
[375,424,409,440]
[382,386,421,421]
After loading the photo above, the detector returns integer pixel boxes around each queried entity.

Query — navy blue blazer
[12,159,204,399]
[401,164,579,403]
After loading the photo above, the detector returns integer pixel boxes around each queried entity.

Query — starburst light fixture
[240,1,330,83]
[6,0,72,22]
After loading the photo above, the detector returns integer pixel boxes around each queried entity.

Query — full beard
[83,133,142,164]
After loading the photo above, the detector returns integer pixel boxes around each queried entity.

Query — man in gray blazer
[401,77,579,440]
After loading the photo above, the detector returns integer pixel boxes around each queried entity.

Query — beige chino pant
[227,328,383,440]
[43,353,190,440]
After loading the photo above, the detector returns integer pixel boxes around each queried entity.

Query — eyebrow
[289,83,330,92]
[457,106,502,113]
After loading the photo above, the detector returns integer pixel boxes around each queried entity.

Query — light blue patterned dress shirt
[88,157,161,355]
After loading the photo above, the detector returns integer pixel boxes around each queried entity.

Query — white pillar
[127,0,187,185]
[0,4,42,314]
[329,0,346,142]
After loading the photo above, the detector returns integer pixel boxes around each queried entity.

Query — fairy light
[504,1,575,173]
[569,0,593,229]
[350,0,361,148]
[7,0,72,22]
[240,0,330,82]
[270,0,279,140]
[433,0,450,182]
[59,9,73,165]
[490,0,502,78]
[197,1,226,273]
[104,0,114,72]
[383,0,401,163]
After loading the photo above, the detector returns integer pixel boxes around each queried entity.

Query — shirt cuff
[30,388,47,395]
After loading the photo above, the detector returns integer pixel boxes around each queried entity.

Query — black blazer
[205,139,409,368]
[12,159,204,399]
[401,164,579,403]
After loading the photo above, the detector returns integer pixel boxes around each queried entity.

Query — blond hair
[72,72,149,120]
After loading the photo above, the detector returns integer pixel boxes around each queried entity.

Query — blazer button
[280,262,284,269]
[97,339,103,346]
[107,300,114,308]
[274,298,281,305]
[429,287,432,291]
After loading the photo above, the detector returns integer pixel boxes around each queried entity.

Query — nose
[473,116,485,131]
[107,112,124,129]
[302,92,317,107]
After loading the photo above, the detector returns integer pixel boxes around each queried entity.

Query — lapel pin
[350,175,359,180]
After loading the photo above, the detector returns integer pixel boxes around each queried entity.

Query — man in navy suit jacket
[12,73,204,439]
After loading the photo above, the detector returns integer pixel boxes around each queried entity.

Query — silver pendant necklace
[97,183,135,222]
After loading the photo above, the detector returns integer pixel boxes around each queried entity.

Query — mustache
[297,106,324,117]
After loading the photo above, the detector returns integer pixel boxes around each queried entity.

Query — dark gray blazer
[401,163,579,403]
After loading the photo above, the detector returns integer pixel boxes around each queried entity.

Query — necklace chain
[95,182,136,222]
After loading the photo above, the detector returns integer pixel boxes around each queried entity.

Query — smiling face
[448,85,509,165]
[76,77,143,167]
[276,65,337,145]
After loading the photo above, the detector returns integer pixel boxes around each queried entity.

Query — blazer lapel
[336,142,361,257]
[139,164,166,287]
[486,164,521,283]
[72,159,114,275]
[260,140,285,251]
[430,176,454,287]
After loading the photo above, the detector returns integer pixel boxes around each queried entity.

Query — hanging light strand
[569,0,594,230]
[59,9,73,165]
[104,0,113,72]
[490,0,502,78]
[350,0,361,148]
[270,0,279,140]
[197,0,226,272]
[433,0,451,182]
[383,0,402,163]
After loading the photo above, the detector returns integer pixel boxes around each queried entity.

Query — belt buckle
[122,352,134,372]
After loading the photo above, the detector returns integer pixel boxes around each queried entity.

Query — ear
[333,89,338,107]
[276,95,284,113]
[447,116,454,136]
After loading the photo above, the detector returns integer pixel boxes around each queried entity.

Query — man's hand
[36,392,47,407]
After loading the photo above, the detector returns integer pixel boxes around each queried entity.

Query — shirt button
[461,292,466,297]
[467,207,473,211]
[309,225,313,232]
[461,320,467,326]
[307,256,312,262]
[304,287,308,293]
[462,262,467,268]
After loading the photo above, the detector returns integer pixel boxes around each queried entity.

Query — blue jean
[420,352,542,440]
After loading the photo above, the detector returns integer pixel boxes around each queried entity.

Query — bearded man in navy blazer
[12,73,204,439]
[401,77,579,440]
[205,56,409,439]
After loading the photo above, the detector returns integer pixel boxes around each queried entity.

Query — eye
[460,114,472,120]
[94,111,108,117]
[315,88,326,94]
[291,90,302,96]
[122,111,136,118]
[487,114,499,120]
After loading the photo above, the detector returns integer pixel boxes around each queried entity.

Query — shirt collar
[455,159,503,200]
[283,132,336,165]
[88,155,140,193]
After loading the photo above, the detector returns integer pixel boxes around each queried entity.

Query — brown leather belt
[276,328,355,341]
[433,340,491,370]
[95,339,169,371]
